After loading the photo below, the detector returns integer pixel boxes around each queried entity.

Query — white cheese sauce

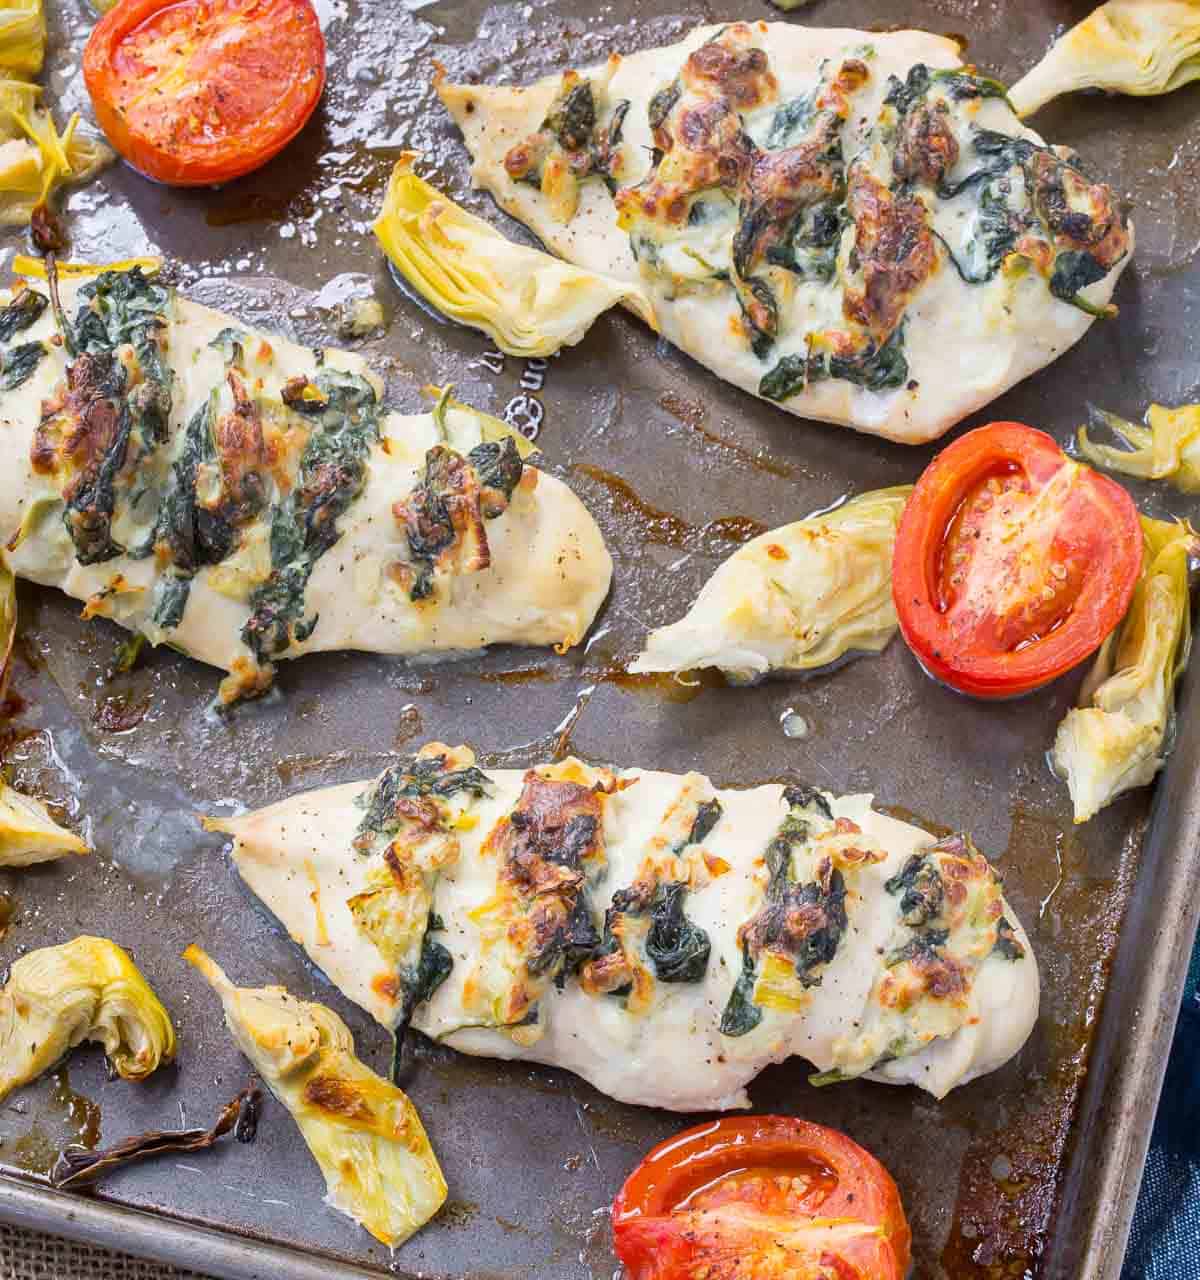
[221,764,1039,1112]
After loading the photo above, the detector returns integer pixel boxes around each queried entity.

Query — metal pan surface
[2,1,1199,1276]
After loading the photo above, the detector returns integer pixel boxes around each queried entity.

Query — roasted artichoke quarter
[0,936,176,1103]
[1010,0,1200,117]
[631,486,913,682]
[184,945,447,1248]
[373,152,652,358]
[0,781,89,865]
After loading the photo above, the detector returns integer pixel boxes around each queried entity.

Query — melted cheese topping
[217,756,1039,1111]
[437,21,1134,444]
[0,279,612,679]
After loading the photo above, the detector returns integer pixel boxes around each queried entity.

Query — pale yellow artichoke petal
[1076,403,1200,492]
[0,780,89,865]
[186,945,447,1249]
[0,0,44,80]
[1052,516,1197,822]
[373,152,652,358]
[1011,0,1200,116]
[0,936,176,1102]
[630,485,913,681]
[0,83,113,225]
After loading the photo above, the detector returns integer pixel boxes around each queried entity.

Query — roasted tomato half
[83,0,326,187]
[612,1116,911,1280]
[892,422,1142,699]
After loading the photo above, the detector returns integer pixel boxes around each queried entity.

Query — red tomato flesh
[892,422,1142,699]
[84,0,326,187]
[612,1116,911,1280]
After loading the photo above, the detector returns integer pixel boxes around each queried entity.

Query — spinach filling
[936,181,1025,285]
[764,199,846,285]
[0,340,45,390]
[647,79,681,134]
[759,325,909,401]
[354,752,492,847]
[147,399,217,627]
[408,915,454,1014]
[720,786,845,1037]
[388,911,456,1085]
[1049,249,1110,316]
[400,436,524,601]
[500,803,605,993]
[241,370,380,662]
[993,915,1026,961]
[764,91,816,150]
[587,795,723,999]
[936,130,1120,308]
[0,286,47,342]
[884,851,945,926]
[55,270,173,566]
[354,758,493,1070]
[884,63,1009,116]
[641,881,712,983]
[517,79,631,193]
[530,880,604,989]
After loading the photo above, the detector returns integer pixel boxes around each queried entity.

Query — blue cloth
[1123,931,1200,1278]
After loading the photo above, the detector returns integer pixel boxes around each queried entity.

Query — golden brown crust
[681,23,777,110]
[842,167,938,343]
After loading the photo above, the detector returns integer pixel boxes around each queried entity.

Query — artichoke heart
[1076,403,1200,493]
[631,486,912,682]
[0,0,113,224]
[0,79,112,226]
[0,780,88,865]
[373,152,652,358]
[184,945,447,1249]
[1052,516,1199,823]
[0,936,176,1102]
[1011,0,1200,117]
[0,0,44,79]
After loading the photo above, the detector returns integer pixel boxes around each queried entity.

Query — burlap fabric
[0,1223,211,1279]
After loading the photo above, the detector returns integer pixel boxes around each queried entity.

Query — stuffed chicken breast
[0,268,611,701]
[208,743,1039,1112]
[436,20,1133,444]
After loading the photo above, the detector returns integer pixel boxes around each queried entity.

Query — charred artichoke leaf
[373,152,653,357]
[1075,403,1200,493]
[1011,0,1200,117]
[0,936,176,1102]
[185,945,447,1248]
[1052,516,1199,823]
[51,1082,261,1189]
[631,486,912,682]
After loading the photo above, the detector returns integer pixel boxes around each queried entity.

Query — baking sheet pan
[2,0,1199,1276]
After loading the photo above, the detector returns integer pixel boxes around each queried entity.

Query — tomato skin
[892,422,1142,699]
[612,1116,911,1280]
[83,0,326,187]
